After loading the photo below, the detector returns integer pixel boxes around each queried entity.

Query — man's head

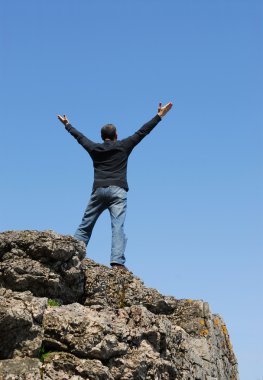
[101,124,118,141]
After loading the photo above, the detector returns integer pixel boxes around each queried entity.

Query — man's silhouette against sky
[58,102,173,270]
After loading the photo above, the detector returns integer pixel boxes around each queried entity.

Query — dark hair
[101,124,117,141]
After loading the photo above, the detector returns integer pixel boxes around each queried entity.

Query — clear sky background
[1,0,262,378]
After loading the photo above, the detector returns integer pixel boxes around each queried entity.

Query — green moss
[47,298,61,307]
[39,345,49,363]
[39,345,59,363]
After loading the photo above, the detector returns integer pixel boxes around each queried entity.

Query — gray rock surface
[83,258,174,314]
[43,303,178,378]
[0,230,239,379]
[42,301,238,380]
[0,230,85,304]
[42,352,114,380]
[0,358,42,380]
[0,288,47,359]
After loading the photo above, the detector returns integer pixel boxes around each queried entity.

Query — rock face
[0,288,47,359]
[0,230,239,380]
[0,230,85,304]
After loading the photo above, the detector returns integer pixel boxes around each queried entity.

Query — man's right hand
[57,114,70,126]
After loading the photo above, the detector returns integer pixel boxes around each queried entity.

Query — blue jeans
[74,186,128,265]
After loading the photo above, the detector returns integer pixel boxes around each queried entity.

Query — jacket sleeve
[121,114,162,153]
[65,124,96,154]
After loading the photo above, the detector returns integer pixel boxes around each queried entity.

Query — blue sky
[1,1,262,378]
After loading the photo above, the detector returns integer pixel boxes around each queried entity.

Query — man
[57,101,173,270]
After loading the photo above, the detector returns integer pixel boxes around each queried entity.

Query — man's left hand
[157,102,173,118]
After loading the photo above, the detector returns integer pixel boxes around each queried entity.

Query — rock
[108,340,177,380]
[0,230,239,379]
[0,358,42,380]
[0,288,47,359]
[42,301,238,379]
[43,302,179,378]
[42,352,114,380]
[0,230,85,304]
[0,355,112,380]
[81,259,239,378]
[43,303,129,360]
[83,258,174,313]
[167,299,238,373]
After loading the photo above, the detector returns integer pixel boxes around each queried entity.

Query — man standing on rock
[57,102,173,270]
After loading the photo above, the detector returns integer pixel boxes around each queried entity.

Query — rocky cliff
[0,230,239,380]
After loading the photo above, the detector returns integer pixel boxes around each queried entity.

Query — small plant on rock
[47,298,61,307]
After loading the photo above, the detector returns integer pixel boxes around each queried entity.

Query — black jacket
[65,114,162,191]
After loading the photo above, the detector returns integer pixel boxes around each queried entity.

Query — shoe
[111,263,129,272]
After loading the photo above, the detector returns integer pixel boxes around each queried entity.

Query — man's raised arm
[57,114,95,154]
[121,102,173,152]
